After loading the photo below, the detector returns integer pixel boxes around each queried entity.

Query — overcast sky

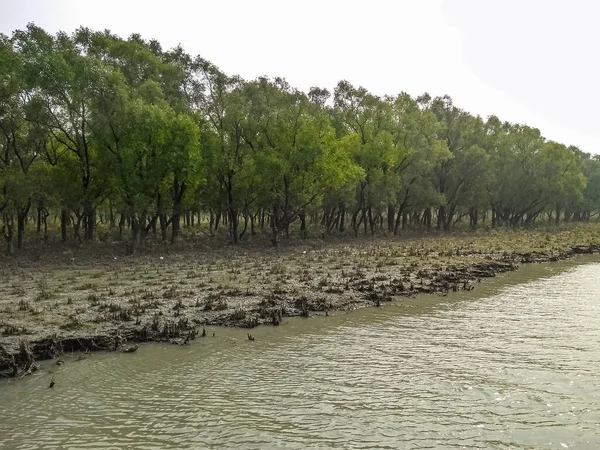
[2,0,599,153]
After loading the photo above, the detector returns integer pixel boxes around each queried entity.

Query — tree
[0,32,48,251]
[191,58,249,244]
[0,23,596,253]
[241,77,362,245]
[425,96,489,230]
[14,24,108,240]
[386,92,450,233]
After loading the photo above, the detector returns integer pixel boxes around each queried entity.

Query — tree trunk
[43,209,48,242]
[393,205,403,236]
[154,193,166,241]
[171,211,181,245]
[61,209,68,243]
[17,202,31,250]
[239,212,249,241]
[424,208,432,231]
[437,206,446,230]
[17,213,25,250]
[129,216,142,254]
[250,211,256,236]
[226,174,238,244]
[73,214,83,243]
[367,207,375,235]
[3,217,14,255]
[171,179,186,245]
[469,207,478,229]
[270,204,279,247]
[84,202,95,241]
[118,213,126,238]
[339,202,346,233]
[215,210,221,231]
[387,204,395,233]
[109,201,115,227]
[299,211,307,239]
[36,207,42,234]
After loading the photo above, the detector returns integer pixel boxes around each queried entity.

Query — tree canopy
[1,24,598,252]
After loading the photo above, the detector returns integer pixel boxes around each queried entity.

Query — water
[2,258,600,449]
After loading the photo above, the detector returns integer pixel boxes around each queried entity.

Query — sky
[2,0,599,153]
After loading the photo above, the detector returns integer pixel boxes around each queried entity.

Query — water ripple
[2,261,600,449]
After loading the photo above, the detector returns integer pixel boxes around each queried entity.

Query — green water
[2,258,600,449]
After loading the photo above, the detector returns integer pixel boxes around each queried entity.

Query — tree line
[1,24,599,253]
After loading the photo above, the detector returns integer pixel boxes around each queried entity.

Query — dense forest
[1,24,600,253]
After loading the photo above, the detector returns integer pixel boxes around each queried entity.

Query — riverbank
[2,225,600,377]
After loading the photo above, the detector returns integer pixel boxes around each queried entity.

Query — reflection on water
[2,259,600,449]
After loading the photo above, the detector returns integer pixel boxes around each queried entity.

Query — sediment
[1,241,599,378]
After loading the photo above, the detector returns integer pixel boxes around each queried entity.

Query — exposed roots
[0,341,37,378]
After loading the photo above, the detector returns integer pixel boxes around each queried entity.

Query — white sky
[2,0,599,153]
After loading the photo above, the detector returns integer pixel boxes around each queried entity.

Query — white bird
[159,256,164,260]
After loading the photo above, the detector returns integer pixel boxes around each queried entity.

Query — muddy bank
[1,235,600,377]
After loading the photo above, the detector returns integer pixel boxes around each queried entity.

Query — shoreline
[2,230,600,378]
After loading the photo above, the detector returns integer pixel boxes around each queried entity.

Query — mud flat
[2,226,600,377]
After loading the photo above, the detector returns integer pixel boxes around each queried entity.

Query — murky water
[2,258,600,449]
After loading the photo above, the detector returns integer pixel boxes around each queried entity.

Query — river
[1,258,600,449]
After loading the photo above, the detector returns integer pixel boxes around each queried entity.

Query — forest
[1,24,600,253]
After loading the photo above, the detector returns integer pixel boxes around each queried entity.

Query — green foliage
[0,24,597,251]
